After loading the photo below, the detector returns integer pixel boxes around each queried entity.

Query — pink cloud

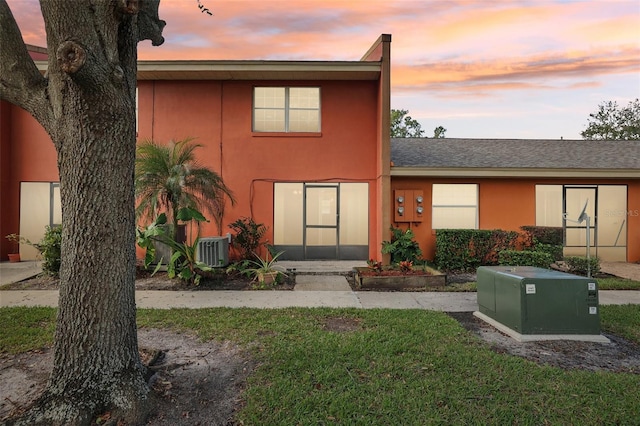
[393,46,640,97]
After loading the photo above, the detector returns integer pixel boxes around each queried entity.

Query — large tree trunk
[1,1,165,424]
[25,87,151,425]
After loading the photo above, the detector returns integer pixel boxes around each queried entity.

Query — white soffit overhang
[391,167,640,179]
[35,60,381,81]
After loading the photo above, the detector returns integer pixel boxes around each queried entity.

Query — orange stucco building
[1,36,392,262]
[390,139,640,263]
[2,38,639,264]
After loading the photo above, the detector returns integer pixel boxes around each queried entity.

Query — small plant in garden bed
[381,227,422,263]
[225,248,292,290]
[358,264,434,277]
[354,264,446,290]
[366,259,383,273]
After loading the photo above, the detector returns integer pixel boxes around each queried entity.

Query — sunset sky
[7,0,640,139]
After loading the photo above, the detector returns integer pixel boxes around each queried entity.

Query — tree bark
[1,1,164,424]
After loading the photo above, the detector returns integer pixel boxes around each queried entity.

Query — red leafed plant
[398,260,413,272]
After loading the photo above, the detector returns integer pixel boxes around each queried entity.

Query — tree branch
[0,0,51,124]
[137,0,165,46]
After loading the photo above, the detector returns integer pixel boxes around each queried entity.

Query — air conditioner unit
[197,236,230,267]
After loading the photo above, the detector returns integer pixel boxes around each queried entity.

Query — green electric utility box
[477,266,600,335]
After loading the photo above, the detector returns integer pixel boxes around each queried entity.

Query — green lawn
[441,277,640,292]
[1,306,639,424]
[597,277,640,290]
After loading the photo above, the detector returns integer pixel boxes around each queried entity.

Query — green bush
[229,217,267,260]
[498,250,553,268]
[40,225,62,277]
[564,256,601,276]
[528,242,563,261]
[520,226,563,245]
[382,227,422,264]
[435,229,518,272]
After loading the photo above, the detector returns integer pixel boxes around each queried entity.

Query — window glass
[597,185,627,246]
[253,87,320,132]
[289,109,319,132]
[273,183,303,244]
[254,87,285,109]
[432,184,478,229]
[254,109,285,132]
[535,185,562,226]
[339,183,369,245]
[290,88,319,108]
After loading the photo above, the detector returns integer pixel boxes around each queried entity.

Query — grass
[0,306,56,354]
[440,277,640,292]
[1,306,639,424]
[597,277,640,290]
[600,304,640,343]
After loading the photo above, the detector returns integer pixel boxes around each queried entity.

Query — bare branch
[0,0,50,123]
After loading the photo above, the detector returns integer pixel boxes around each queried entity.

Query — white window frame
[432,184,478,229]
[253,87,320,132]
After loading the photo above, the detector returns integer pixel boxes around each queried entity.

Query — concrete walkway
[1,260,639,311]
[1,285,637,311]
[601,262,640,281]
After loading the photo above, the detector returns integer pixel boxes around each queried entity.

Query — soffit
[136,60,381,81]
[35,60,381,81]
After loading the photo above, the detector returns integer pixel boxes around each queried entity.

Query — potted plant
[246,249,287,286]
[4,233,38,262]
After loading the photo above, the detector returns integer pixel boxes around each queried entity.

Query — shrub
[531,242,564,261]
[382,227,422,264]
[40,225,62,277]
[564,256,601,276]
[520,226,563,246]
[435,229,519,272]
[228,217,267,260]
[498,250,553,268]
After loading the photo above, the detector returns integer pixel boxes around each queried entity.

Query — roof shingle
[391,138,640,170]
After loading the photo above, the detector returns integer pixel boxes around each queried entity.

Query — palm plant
[135,138,235,241]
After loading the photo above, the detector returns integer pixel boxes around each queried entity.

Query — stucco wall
[391,177,640,263]
[0,102,58,258]
[138,79,381,259]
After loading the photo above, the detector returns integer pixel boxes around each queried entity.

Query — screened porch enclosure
[536,184,628,262]
[273,182,369,260]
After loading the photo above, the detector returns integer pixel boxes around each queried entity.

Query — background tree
[433,125,447,138]
[135,138,235,238]
[581,99,640,140]
[391,109,424,137]
[1,1,165,424]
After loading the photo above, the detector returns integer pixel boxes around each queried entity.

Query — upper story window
[432,184,478,229]
[253,87,320,132]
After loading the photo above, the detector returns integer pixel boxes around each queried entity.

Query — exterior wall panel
[391,177,640,263]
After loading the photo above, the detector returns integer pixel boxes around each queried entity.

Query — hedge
[498,250,554,268]
[527,242,563,261]
[435,229,519,272]
[564,256,601,276]
[520,226,563,246]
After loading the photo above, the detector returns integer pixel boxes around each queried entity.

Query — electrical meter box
[477,266,600,335]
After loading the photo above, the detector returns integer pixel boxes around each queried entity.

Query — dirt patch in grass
[0,329,254,425]
[449,312,640,374]
[322,316,362,333]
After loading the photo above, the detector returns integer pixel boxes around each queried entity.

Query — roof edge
[391,167,640,179]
